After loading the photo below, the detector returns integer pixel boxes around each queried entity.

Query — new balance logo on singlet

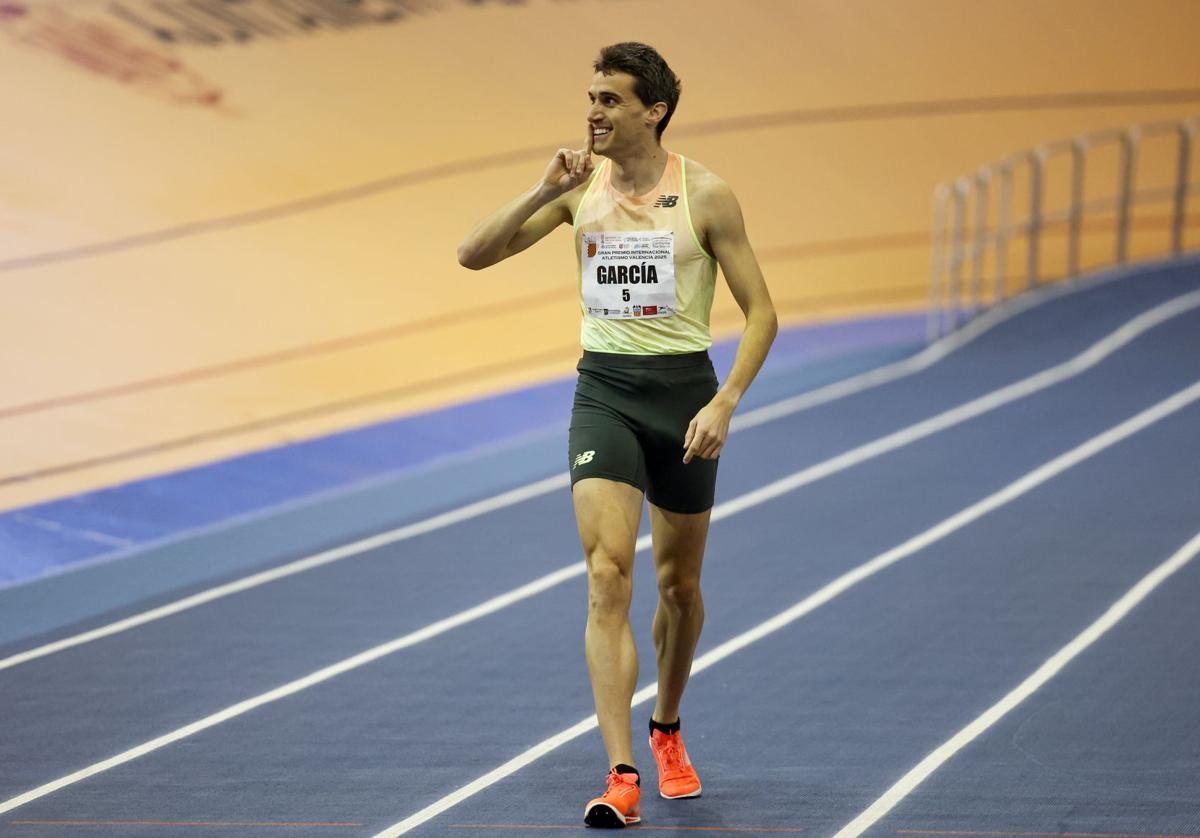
[653,195,679,208]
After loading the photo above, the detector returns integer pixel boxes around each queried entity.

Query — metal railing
[928,116,1200,340]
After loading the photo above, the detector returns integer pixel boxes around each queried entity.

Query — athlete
[458,42,777,828]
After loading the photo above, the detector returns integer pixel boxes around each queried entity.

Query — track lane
[9,357,1200,830]
[871,542,1200,836]
[1,295,1198,808]
[410,396,1200,837]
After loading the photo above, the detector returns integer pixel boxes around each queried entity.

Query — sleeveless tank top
[572,152,717,354]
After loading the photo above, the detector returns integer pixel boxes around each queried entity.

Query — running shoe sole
[659,785,702,800]
[584,800,640,827]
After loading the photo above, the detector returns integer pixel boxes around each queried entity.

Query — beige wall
[2,0,1199,508]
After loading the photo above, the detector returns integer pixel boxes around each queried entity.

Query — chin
[593,138,617,159]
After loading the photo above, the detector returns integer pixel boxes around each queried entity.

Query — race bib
[580,230,676,320]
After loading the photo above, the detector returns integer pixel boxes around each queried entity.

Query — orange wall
[2,0,1199,509]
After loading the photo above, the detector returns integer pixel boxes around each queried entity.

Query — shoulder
[681,156,743,239]
[682,157,740,216]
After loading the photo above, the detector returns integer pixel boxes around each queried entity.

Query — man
[458,42,776,828]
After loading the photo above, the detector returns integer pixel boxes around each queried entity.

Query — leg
[649,503,711,725]
[573,476,644,770]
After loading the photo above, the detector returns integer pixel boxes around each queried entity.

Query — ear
[645,102,668,130]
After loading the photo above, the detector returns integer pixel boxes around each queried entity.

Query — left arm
[682,174,778,464]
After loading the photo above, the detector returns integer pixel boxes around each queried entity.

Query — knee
[587,551,633,615]
[657,576,702,612]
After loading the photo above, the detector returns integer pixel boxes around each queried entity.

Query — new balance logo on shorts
[572,450,596,469]
[653,195,679,208]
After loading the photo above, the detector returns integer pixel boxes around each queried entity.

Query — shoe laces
[656,733,689,778]
[606,768,637,795]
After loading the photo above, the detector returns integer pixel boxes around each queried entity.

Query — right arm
[457,128,596,270]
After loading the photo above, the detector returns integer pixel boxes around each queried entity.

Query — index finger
[682,423,700,464]
[585,123,594,156]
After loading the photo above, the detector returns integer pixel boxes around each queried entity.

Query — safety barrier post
[1027,149,1045,288]
[1067,139,1087,277]
[948,177,970,329]
[928,183,950,341]
[1115,129,1138,264]
[994,162,1013,304]
[1172,122,1194,255]
[969,168,991,316]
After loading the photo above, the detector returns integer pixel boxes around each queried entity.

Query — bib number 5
[580,230,676,320]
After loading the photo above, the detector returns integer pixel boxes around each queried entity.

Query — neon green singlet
[573,152,717,355]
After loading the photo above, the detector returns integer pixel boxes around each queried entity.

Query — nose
[587,102,604,122]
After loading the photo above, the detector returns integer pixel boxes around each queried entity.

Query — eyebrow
[589,90,623,101]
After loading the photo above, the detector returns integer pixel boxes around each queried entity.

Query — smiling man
[458,42,776,828]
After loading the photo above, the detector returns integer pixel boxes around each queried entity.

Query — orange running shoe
[648,728,702,799]
[583,767,641,828]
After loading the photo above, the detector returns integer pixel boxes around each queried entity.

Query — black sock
[614,763,640,785]
[649,717,681,735]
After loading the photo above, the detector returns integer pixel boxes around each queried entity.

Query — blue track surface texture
[1,256,1198,838]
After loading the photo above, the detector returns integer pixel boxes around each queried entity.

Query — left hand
[682,393,737,464]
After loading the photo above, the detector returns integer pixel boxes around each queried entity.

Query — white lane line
[733,299,1023,432]
[2,355,1198,820]
[372,380,1200,838]
[833,528,1200,838]
[0,475,569,674]
[717,289,1200,520]
[4,284,1197,676]
[0,561,586,817]
[372,379,1200,835]
[732,259,1159,432]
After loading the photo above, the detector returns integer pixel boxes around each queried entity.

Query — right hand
[540,124,595,196]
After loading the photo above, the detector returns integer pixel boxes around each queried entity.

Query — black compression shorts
[568,349,719,514]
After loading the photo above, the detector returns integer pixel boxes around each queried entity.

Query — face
[587,71,662,155]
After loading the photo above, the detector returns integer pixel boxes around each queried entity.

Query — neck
[605,139,668,195]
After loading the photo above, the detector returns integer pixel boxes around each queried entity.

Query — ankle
[613,763,640,785]
[649,716,681,735]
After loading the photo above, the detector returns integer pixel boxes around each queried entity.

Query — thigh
[649,503,711,587]
[573,478,645,571]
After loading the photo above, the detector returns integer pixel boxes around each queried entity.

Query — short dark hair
[593,42,681,140]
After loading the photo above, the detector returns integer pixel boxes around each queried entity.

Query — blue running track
[1,256,1198,837]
